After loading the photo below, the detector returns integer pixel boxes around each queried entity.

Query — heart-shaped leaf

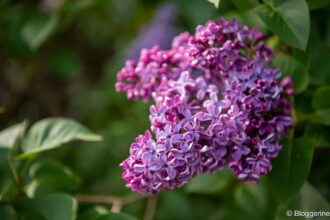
[0,121,27,149]
[0,121,27,164]
[17,118,102,159]
[15,193,77,220]
[268,137,315,205]
[255,0,310,50]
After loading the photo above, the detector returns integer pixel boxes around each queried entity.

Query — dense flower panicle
[117,18,294,194]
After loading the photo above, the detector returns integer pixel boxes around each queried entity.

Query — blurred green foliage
[0,0,329,219]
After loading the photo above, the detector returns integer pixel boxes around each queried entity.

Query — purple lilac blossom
[117,18,294,194]
[125,3,181,61]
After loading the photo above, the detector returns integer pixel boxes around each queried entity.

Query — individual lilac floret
[117,18,294,194]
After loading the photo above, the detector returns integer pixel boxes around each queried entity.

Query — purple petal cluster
[117,18,294,194]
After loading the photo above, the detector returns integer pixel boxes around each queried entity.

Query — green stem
[8,156,26,197]
[290,96,297,126]
[8,157,19,186]
[19,156,36,180]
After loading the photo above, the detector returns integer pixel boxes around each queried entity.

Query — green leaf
[309,33,330,85]
[94,213,137,220]
[307,0,330,10]
[305,124,330,147]
[310,86,330,125]
[0,121,27,149]
[0,179,13,200]
[15,193,77,220]
[268,137,315,205]
[311,110,330,126]
[312,86,330,111]
[17,118,102,159]
[294,92,314,122]
[21,15,59,50]
[78,206,109,220]
[232,0,258,12]
[185,169,232,194]
[222,10,268,33]
[306,86,330,126]
[298,182,330,211]
[273,54,309,94]
[207,0,220,8]
[234,179,278,220]
[0,206,18,220]
[154,191,196,219]
[25,160,80,197]
[255,0,310,50]
[0,121,27,164]
[276,182,330,220]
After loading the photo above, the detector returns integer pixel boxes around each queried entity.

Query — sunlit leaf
[0,121,27,164]
[207,0,220,8]
[17,118,102,159]
[21,15,59,50]
[0,121,27,149]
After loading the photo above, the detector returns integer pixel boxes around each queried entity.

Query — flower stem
[144,195,157,220]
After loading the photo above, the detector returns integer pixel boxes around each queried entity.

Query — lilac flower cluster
[117,18,294,194]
